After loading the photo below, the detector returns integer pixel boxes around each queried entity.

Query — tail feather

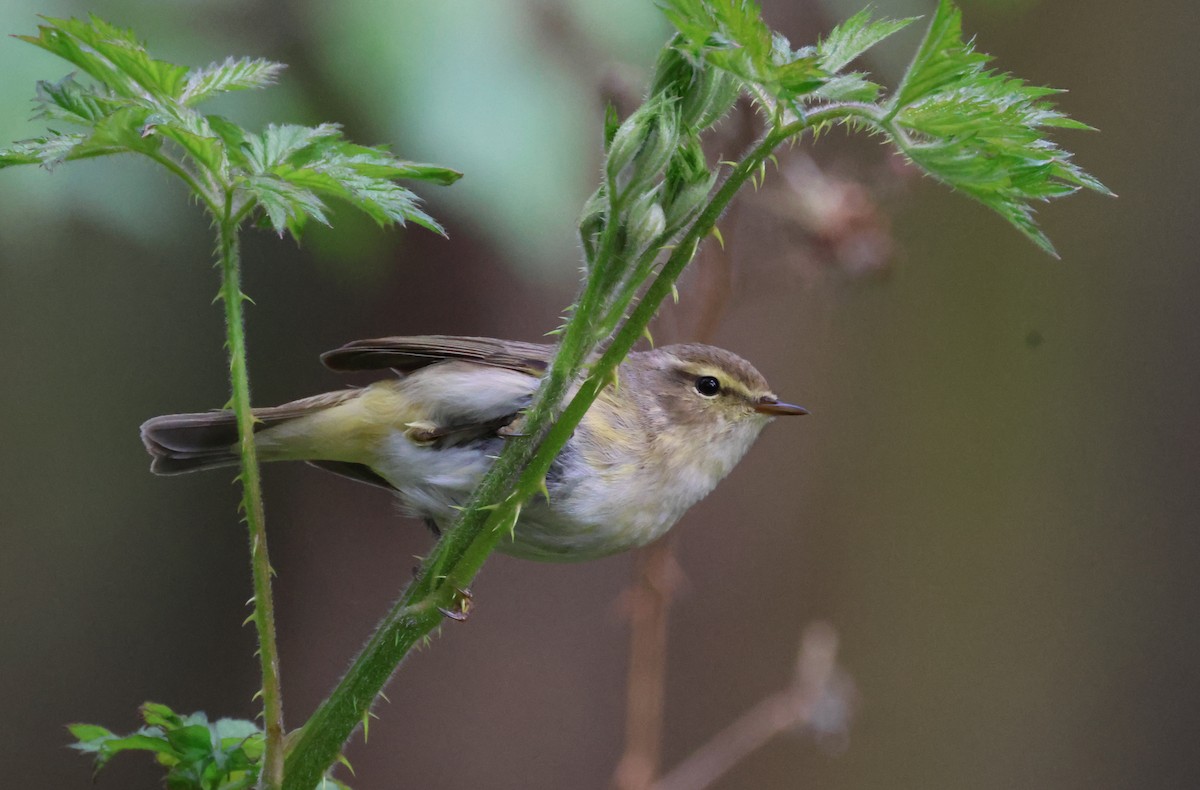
[141,411,241,474]
[140,389,360,475]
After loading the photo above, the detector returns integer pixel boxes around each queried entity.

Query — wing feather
[321,335,553,375]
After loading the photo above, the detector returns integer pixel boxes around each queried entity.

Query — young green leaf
[0,133,87,169]
[246,123,343,172]
[69,705,281,790]
[813,72,883,102]
[149,119,227,176]
[67,723,114,744]
[4,15,458,238]
[182,56,286,105]
[243,174,330,235]
[28,15,188,100]
[34,73,125,126]
[884,0,1111,255]
[662,0,828,105]
[816,8,917,73]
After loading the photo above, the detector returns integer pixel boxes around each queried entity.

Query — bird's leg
[404,420,443,445]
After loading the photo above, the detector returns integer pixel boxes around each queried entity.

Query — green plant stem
[217,213,285,790]
[282,104,859,790]
[281,287,603,790]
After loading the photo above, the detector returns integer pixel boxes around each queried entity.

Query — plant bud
[651,40,739,130]
[630,109,679,191]
[650,40,695,99]
[662,137,714,227]
[664,174,715,229]
[605,109,651,186]
[577,187,608,267]
[628,192,667,253]
[690,69,739,129]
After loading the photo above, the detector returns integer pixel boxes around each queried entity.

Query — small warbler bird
[142,335,806,561]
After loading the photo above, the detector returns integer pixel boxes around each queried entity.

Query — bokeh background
[2,0,1197,788]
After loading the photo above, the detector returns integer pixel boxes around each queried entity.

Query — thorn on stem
[437,585,474,622]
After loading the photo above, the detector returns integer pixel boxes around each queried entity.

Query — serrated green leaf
[93,732,175,760]
[149,121,226,176]
[164,723,214,758]
[34,74,126,126]
[371,160,463,186]
[817,9,918,73]
[890,1,984,110]
[68,723,115,746]
[212,718,261,742]
[246,123,342,172]
[70,707,268,787]
[243,174,330,235]
[882,0,1109,253]
[774,56,826,96]
[277,148,448,234]
[140,702,184,730]
[814,72,882,102]
[345,157,456,185]
[0,133,87,169]
[331,172,435,231]
[8,15,456,243]
[206,114,251,169]
[85,104,158,153]
[181,57,286,105]
[663,0,829,104]
[16,25,136,97]
[274,165,351,198]
[37,15,188,100]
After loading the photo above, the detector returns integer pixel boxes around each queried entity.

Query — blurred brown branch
[613,537,683,790]
[652,623,856,790]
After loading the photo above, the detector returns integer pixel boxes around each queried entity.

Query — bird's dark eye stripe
[695,375,721,397]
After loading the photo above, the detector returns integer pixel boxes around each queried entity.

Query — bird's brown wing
[320,335,553,376]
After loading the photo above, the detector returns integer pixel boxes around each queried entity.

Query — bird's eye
[695,375,721,397]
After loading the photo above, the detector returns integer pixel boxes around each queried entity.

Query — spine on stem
[217,217,285,790]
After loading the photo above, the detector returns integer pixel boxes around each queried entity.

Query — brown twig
[613,537,681,790]
[652,623,854,790]
[613,151,745,790]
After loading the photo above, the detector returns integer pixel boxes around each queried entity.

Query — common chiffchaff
[142,335,806,561]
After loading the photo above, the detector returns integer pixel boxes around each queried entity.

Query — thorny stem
[283,104,860,790]
[217,210,285,790]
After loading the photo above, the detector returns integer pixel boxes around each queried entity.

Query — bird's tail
[140,390,360,475]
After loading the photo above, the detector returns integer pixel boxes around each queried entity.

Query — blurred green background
[2,1,1197,788]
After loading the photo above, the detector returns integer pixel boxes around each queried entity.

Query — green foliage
[70,703,267,790]
[663,0,827,107]
[1,15,458,789]
[816,9,918,73]
[664,0,1108,256]
[881,1,1112,255]
[811,9,918,102]
[0,15,460,237]
[70,704,353,790]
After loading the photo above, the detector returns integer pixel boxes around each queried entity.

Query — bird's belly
[503,455,701,562]
[371,432,496,523]
[368,431,677,562]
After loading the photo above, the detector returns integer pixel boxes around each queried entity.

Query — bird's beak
[755,396,809,416]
